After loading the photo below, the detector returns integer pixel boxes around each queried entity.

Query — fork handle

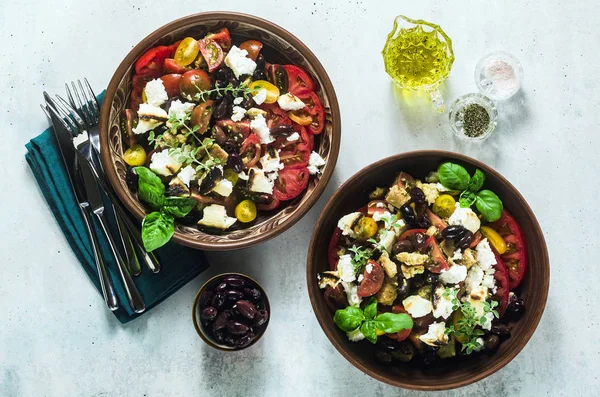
[80,205,119,311]
[121,214,161,274]
[95,211,146,313]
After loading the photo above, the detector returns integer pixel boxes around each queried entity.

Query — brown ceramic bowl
[192,273,270,351]
[99,12,340,250]
[306,151,549,391]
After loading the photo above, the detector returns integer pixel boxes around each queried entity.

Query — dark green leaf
[333,306,364,332]
[459,190,477,208]
[141,211,174,252]
[361,321,378,344]
[161,197,196,218]
[476,190,503,222]
[364,298,378,320]
[374,312,414,334]
[437,162,471,190]
[134,167,165,210]
[468,169,486,192]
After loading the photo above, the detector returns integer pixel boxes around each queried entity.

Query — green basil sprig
[438,162,503,222]
[134,167,196,252]
[333,298,413,344]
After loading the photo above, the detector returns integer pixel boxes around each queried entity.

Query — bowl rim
[192,272,271,351]
[99,11,341,251]
[306,150,549,391]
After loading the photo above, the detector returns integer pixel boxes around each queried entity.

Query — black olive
[215,67,232,83]
[415,215,431,229]
[178,210,202,226]
[412,315,435,334]
[441,225,467,240]
[506,298,525,319]
[409,187,426,204]
[252,69,268,81]
[392,240,413,255]
[255,54,266,69]
[425,272,439,285]
[456,230,474,250]
[411,273,426,289]
[374,350,393,365]
[213,97,230,120]
[408,232,427,251]
[199,167,223,194]
[484,334,500,350]
[239,96,255,109]
[270,124,295,138]
[378,338,399,351]
[125,166,139,192]
[227,74,240,88]
[490,324,511,340]
[421,348,438,366]
[396,277,411,300]
[400,204,417,224]
[227,152,244,173]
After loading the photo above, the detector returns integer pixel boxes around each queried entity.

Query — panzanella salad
[120,28,327,251]
[318,163,528,366]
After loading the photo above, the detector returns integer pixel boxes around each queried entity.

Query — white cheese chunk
[476,238,497,271]
[337,212,362,238]
[372,210,391,222]
[224,45,257,78]
[149,150,182,176]
[402,295,433,318]
[341,281,362,307]
[233,97,244,105]
[419,322,449,346]
[377,229,396,252]
[197,204,237,230]
[286,132,300,141]
[347,328,365,342]
[259,150,284,176]
[337,254,356,282]
[212,179,233,197]
[177,165,196,187]
[250,114,273,144]
[231,106,247,122]
[277,93,305,111]
[133,103,168,135]
[144,78,168,107]
[248,168,274,194]
[448,203,481,233]
[307,151,326,175]
[168,100,195,120]
[253,88,268,105]
[464,264,485,294]
[439,264,468,285]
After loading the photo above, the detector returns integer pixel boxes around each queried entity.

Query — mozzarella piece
[253,88,268,105]
[144,78,168,107]
[448,203,481,233]
[476,238,497,271]
[419,322,449,346]
[233,97,244,105]
[439,264,468,285]
[149,150,182,176]
[464,264,484,294]
[341,281,362,307]
[277,93,305,111]
[197,204,237,229]
[231,106,246,122]
[133,103,168,135]
[337,212,362,238]
[307,151,326,175]
[286,132,300,141]
[346,328,365,342]
[177,165,196,187]
[249,114,273,144]
[259,150,284,176]
[212,179,233,197]
[168,100,195,120]
[337,254,356,282]
[402,295,433,318]
[224,45,257,78]
[248,168,274,194]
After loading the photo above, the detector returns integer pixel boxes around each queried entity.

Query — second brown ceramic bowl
[99,12,340,250]
[306,151,549,390]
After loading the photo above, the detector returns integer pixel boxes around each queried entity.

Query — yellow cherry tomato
[249,80,279,104]
[174,37,200,66]
[123,144,147,166]
[288,110,312,126]
[353,217,379,240]
[235,200,257,223]
[223,168,239,186]
[480,226,508,254]
[433,194,456,218]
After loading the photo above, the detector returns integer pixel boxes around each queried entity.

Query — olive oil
[382,21,454,90]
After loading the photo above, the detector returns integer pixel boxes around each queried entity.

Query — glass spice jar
[448,93,498,141]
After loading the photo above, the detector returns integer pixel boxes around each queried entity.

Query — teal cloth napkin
[25,91,209,323]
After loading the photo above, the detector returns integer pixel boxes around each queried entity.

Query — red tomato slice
[199,39,224,72]
[387,305,413,341]
[469,231,482,248]
[394,172,414,188]
[239,134,261,169]
[159,74,182,97]
[328,228,343,271]
[261,104,292,128]
[425,236,450,273]
[295,91,325,134]
[492,251,510,317]
[163,58,188,74]
[135,46,171,75]
[357,259,385,298]
[425,208,447,231]
[272,165,310,201]
[398,228,428,240]
[490,210,528,289]
[367,200,388,217]
[130,72,156,111]
[205,28,231,51]
[216,119,251,137]
[278,125,312,166]
[256,197,281,211]
[284,65,315,94]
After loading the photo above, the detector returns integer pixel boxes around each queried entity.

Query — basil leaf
[459,190,477,208]
[437,162,470,190]
[141,211,174,252]
[476,190,503,222]
[161,197,196,218]
[363,298,378,321]
[374,312,414,334]
[333,306,364,332]
[361,321,378,344]
[468,169,485,192]
[134,167,165,210]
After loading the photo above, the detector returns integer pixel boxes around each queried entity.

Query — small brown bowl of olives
[193,273,270,351]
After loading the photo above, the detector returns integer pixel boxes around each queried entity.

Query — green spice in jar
[460,104,490,137]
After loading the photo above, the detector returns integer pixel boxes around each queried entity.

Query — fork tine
[76,80,93,124]
[44,93,76,135]
[67,81,91,126]
[40,103,51,119]
[55,95,87,134]
[83,78,100,123]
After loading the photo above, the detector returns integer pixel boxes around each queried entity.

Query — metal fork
[64,79,161,274]
[46,95,146,314]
